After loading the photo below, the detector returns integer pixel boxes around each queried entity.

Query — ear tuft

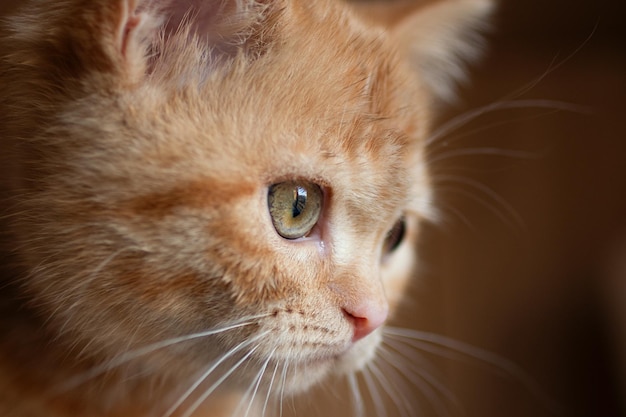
[119,1,145,57]
[394,0,495,103]
[114,1,161,80]
[5,0,273,87]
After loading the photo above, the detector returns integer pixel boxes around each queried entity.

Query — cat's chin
[282,330,383,394]
[333,329,382,374]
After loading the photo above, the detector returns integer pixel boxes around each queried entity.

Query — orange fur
[0,0,491,416]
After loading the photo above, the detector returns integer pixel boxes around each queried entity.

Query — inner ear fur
[6,0,275,87]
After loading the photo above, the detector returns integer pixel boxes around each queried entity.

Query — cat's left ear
[61,0,272,84]
[44,0,158,85]
[388,0,495,103]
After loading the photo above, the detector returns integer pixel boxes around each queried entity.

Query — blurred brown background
[426,0,626,415]
[1,0,625,416]
[413,0,625,415]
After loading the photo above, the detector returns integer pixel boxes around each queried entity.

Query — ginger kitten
[0,0,491,416]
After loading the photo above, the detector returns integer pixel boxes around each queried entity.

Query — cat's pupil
[292,187,307,218]
[383,217,406,255]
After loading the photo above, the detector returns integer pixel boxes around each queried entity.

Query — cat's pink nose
[344,301,389,343]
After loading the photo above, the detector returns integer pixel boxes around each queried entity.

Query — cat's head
[1,0,491,402]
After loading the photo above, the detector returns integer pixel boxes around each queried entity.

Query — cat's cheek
[381,217,419,312]
[384,242,416,312]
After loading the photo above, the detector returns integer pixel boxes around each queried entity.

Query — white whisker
[502,23,597,100]
[379,343,458,417]
[348,373,365,417]
[436,185,521,234]
[362,365,387,417]
[383,327,563,414]
[369,360,412,417]
[381,340,459,409]
[434,202,479,233]
[385,327,511,368]
[279,361,289,417]
[381,335,447,378]
[180,344,262,417]
[262,360,280,417]
[163,331,270,417]
[241,348,275,417]
[434,174,525,229]
[424,108,558,163]
[425,99,590,148]
[433,175,526,234]
[58,314,270,393]
[427,146,543,165]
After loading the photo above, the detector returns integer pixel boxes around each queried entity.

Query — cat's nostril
[343,302,389,343]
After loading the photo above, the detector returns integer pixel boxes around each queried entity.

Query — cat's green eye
[383,217,406,255]
[268,181,322,240]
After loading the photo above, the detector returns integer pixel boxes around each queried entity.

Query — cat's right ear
[392,0,494,103]
[352,0,494,103]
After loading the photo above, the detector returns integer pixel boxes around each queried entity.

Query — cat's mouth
[332,330,383,374]
[303,351,344,366]
[302,331,382,370]
[255,332,381,395]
